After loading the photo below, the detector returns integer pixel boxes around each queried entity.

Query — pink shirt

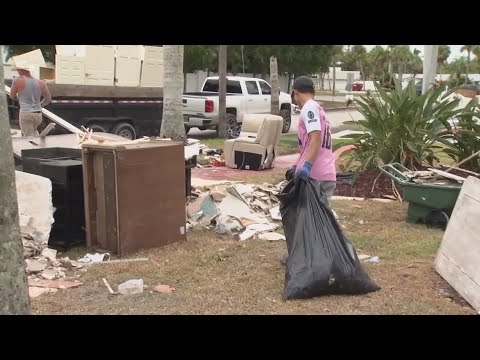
[296,99,336,182]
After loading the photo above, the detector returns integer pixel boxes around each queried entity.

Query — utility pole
[217,45,227,138]
[422,45,439,94]
[270,56,279,115]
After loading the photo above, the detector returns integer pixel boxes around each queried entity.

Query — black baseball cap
[292,76,315,93]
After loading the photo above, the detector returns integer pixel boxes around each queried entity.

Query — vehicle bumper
[183,114,216,127]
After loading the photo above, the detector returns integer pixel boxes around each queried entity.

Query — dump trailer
[6,79,164,140]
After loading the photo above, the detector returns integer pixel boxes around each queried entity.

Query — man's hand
[285,165,296,181]
[296,162,313,181]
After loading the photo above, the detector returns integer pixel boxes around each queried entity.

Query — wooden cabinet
[82,141,186,256]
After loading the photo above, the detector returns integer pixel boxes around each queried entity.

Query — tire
[226,113,241,139]
[184,126,191,135]
[113,122,136,140]
[88,123,108,133]
[280,109,292,133]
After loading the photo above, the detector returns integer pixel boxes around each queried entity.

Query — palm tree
[437,45,451,77]
[391,45,412,84]
[368,46,387,79]
[460,45,480,81]
[351,45,367,88]
[160,45,186,141]
[0,49,31,314]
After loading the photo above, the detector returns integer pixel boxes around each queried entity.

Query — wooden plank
[93,153,107,249]
[103,152,118,254]
[435,176,480,313]
[82,150,97,249]
[428,168,466,182]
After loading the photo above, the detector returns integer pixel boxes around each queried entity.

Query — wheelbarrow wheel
[425,210,450,231]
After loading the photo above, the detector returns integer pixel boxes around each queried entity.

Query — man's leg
[280,180,337,266]
[319,181,336,208]
[19,113,36,137]
[33,113,43,136]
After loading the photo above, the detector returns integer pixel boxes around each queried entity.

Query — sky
[364,45,464,60]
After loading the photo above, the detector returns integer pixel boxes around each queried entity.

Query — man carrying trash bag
[277,76,379,300]
[280,76,336,266]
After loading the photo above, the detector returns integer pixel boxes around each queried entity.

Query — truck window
[246,81,260,95]
[259,81,271,95]
[203,79,242,94]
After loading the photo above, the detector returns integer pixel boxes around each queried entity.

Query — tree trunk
[422,45,439,94]
[332,65,336,95]
[398,63,403,84]
[359,62,366,90]
[320,73,325,91]
[183,73,187,92]
[287,73,293,93]
[160,45,186,141]
[0,48,31,315]
[217,45,228,138]
[270,56,280,115]
[466,51,471,81]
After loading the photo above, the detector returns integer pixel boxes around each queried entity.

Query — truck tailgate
[183,95,210,113]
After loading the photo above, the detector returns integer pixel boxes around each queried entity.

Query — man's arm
[303,103,322,165]
[39,81,52,107]
[9,78,19,100]
[305,131,322,164]
[296,103,322,179]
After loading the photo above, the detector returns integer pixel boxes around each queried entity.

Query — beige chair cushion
[223,113,284,170]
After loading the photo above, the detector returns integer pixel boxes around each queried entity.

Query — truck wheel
[113,122,136,140]
[280,109,292,133]
[226,113,241,139]
[88,123,108,133]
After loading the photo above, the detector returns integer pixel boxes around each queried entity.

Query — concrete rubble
[22,225,85,298]
[118,279,144,295]
[187,181,288,241]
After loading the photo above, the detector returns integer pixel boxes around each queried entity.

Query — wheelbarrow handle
[378,163,410,184]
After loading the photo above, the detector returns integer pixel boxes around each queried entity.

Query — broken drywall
[435,176,480,313]
[15,171,55,245]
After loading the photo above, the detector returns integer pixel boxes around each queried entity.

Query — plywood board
[55,55,86,85]
[55,45,86,57]
[13,49,46,68]
[435,176,480,313]
[115,58,141,87]
[140,46,164,87]
[85,45,115,86]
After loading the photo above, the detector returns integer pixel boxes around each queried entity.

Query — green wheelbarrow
[378,163,462,229]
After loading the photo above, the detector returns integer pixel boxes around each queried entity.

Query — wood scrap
[428,168,466,183]
[28,279,82,289]
[93,257,149,265]
[102,278,116,294]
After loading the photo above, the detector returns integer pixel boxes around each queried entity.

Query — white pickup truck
[183,76,292,138]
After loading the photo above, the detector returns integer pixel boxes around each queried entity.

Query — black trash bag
[276,178,380,300]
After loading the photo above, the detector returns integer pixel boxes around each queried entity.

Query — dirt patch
[32,201,475,315]
[335,169,403,199]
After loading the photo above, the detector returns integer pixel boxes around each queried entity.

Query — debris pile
[197,145,225,167]
[187,182,288,241]
[22,226,84,298]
